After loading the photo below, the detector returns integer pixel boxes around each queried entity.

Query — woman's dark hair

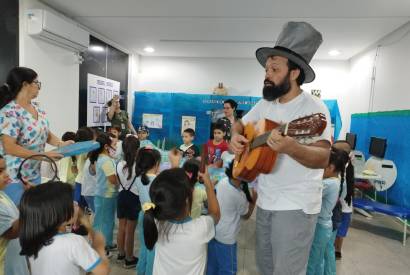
[122,135,140,180]
[223,99,238,110]
[287,59,305,86]
[225,161,253,203]
[182,159,200,187]
[143,168,193,250]
[75,127,94,142]
[88,133,113,165]
[0,67,38,109]
[333,140,355,206]
[19,182,74,258]
[135,148,161,185]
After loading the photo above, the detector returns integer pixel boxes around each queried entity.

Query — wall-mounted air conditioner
[27,9,89,52]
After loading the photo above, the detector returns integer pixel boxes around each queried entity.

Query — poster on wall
[87,73,120,127]
[142,113,163,129]
[181,116,196,134]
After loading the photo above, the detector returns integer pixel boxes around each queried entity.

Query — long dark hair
[329,147,350,197]
[182,159,200,187]
[122,135,140,180]
[225,161,253,203]
[143,168,193,250]
[0,67,38,109]
[19,182,74,258]
[135,148,161,186]
[333,140,355,206]
[89,133,112,165]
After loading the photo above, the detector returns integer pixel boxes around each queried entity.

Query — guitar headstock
[286,113,327,138]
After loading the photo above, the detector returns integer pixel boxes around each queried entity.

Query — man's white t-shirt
[242,91,332,214]
[116,161,139,196]
[29,233,101,275]
[215,178,249,245]
[153,215,215,275]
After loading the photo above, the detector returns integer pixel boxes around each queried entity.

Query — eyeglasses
[33,80,42,89]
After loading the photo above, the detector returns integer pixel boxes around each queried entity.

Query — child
[89,133,119,254]
[116,135,140,268]
[143,167,221,275]
[0,155,29,275]
[179,128,200,160]
[109,126,123,161]
[206,123,229,167]
[137,125,156,148]
[333,141,355,260]
[58,131,77,186]
[182,159,207,219]
[306,148,349,275]
[206,161,256,275]
[19,182,109,275]
[135,147,161,275]
[74,127,95,210]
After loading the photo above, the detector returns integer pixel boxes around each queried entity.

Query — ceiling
[40,0,410,60]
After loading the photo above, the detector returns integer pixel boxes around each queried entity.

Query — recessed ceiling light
[89,45,104,52]
[144,47,155,53]
[328,50,341,57]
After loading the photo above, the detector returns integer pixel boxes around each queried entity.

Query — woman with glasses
[0,67,72,204]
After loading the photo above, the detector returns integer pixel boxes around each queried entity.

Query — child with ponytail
[307,147,349,275]
[135,147,161,275]
[143,168,220,275]
[89,133,118,256]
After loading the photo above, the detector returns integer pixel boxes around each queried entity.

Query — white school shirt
[29,233,101,275]
[81,159,97,197]
[242,92,332,214]
[116,161,139,196]
[215,178,249,245]
[153,215,215,275]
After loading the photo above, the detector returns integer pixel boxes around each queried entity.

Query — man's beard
[262,74,291,101]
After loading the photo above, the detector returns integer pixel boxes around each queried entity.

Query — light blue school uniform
[136,174,156,275]
[307,177,340,275]
[0,191,29,275]
[93,155,118,247]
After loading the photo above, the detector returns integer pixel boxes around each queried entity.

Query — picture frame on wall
[98,88,105,104]
[89,86,97,103]
[93,106,101,123]
[106,89,112,103]
[101,107,108,123]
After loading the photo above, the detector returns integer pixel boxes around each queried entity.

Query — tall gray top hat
[256,22,323,83]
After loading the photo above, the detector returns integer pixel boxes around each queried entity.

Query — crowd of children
[0,118,356,275]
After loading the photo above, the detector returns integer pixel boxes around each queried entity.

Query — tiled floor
[111,211,410,275]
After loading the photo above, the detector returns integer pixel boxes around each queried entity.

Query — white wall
[19,0,80,138]
[350,21,410,113]
[136,56,350,138]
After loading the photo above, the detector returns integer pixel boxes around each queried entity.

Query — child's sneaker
[105,250,113,259]
[124,257,138,269]
[117,254,125,263]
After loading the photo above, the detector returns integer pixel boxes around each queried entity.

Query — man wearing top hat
[231,22,332,275]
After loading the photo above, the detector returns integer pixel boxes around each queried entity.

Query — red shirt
[205,139,229,164]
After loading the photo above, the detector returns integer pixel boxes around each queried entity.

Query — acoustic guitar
[233,113,327,182]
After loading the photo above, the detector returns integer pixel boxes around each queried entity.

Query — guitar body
[232,113,327,182]
[233,119,279,182]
